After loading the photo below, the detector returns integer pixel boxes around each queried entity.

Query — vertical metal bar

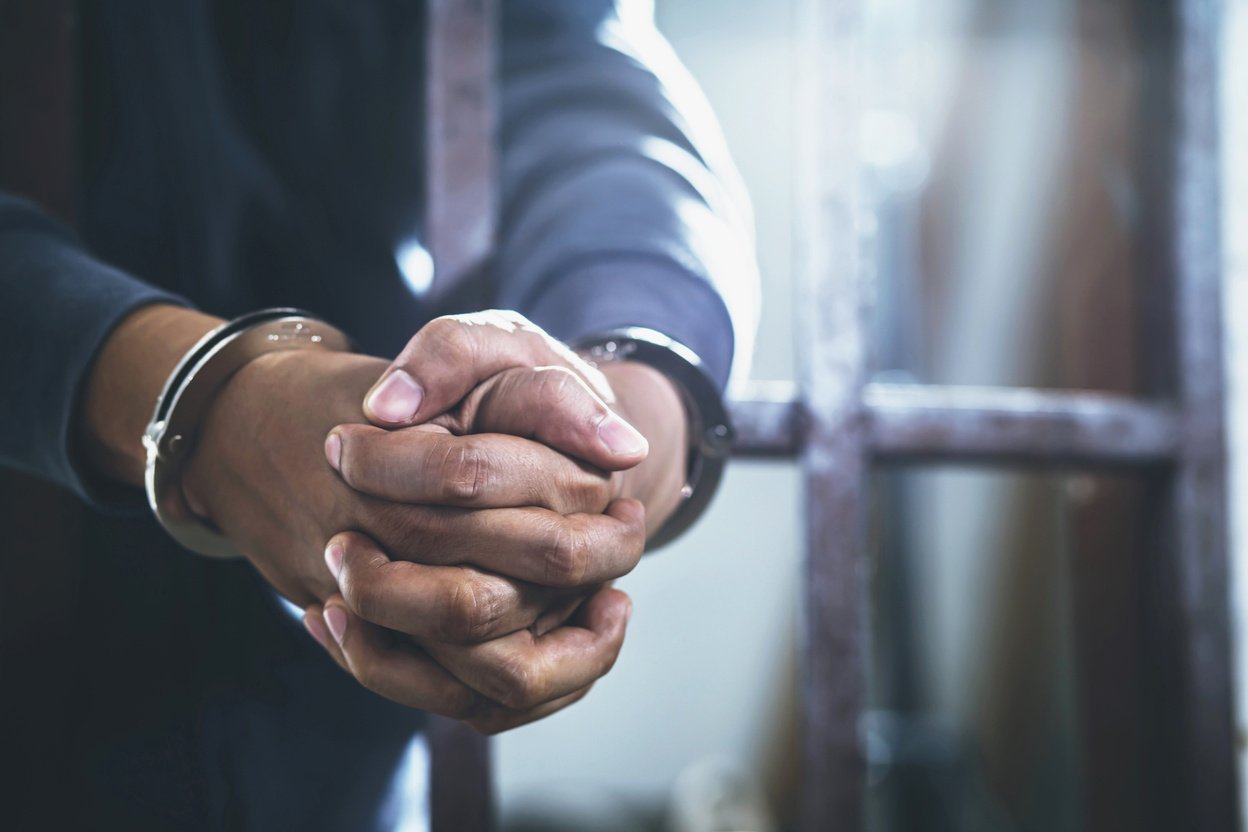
[797,0,871,828]
[1136,0,1236,828]
[425,0,496,300]
[1166,0,1236,825]
[1133,5,1183,828]
[424,1,496,830]
[428,717,493,832]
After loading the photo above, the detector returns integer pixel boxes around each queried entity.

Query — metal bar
[1132,6,1186,829]
[1131,0,1237,828]
[1157,0,1236,826]
[729,382,803,456]
[425,0,496,300]
[428,718,493,832]
[731,384,1180,467]
[424,1,496,830]
[797,0,870,827]
[866,384,1178,466]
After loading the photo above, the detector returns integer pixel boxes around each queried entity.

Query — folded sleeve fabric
[0,193,186,502]
[497,0,760,391]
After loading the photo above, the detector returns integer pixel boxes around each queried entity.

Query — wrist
[79,304,223,487]
[133,309,358,558]
[181,349,387,528]
[575,328,734,549]
[599,361,689,534]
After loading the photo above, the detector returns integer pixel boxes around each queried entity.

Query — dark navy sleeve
[497,0,759,391]
[0,193,187,500]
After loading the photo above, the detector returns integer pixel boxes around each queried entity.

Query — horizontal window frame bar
[730,382,1180,468]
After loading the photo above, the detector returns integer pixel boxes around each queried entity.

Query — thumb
[363,311,592,426]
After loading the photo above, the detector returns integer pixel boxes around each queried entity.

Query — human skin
[80,304,689,732]
[305,311,690,731]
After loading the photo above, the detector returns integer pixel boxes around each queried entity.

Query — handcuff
[143,308,352,558]
[574,327,734,549]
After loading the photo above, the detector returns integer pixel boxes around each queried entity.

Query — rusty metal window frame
[726,0,1236,829]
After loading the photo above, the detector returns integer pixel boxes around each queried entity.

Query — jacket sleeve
[497,0,759,391]
[0,193,187,501]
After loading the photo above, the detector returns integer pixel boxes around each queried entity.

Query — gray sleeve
[0,193,187,502]
[497,0,759,390]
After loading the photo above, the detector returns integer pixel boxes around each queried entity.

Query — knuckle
[562,472,612,513]
[437,441,487,503]
[424,316,473,355]
[542,524,589,588]
[370,503,416,548]
[535,366,581,407]
[483,655,541,711]
[366,504,438,562]
[443,576,504,644]
[426,315,463,337]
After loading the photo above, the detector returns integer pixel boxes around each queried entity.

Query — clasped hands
[181,311,688,734]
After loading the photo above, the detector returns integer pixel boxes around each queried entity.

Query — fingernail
[325,606,347,645]
[324,432,342,472]
[598,413,648,456]
[325,542,344,578]
[304,614,331,650]
[624,599,634,625]
[366,369,424,424]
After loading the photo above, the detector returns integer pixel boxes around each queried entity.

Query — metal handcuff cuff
[143,308,353,558]
[574,327,735,549]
